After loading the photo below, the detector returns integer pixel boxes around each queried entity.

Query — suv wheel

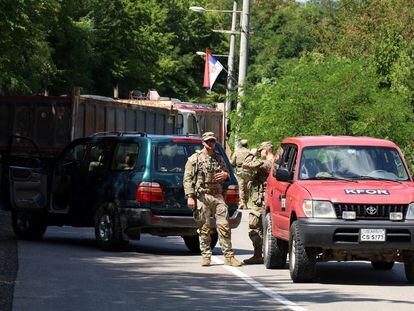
[94,204,128,251]
[12,211,47,240]
[371,261,394,270]
[289,221,317,283]
[263,213,287,269]
[183,232,218,253]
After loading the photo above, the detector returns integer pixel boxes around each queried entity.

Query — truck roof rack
[90,131,147,137]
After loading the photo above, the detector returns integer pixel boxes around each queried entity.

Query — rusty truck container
[0,93,177,155]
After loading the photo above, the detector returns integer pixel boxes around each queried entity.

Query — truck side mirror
[226,119,231,139]
[275,167,292,183]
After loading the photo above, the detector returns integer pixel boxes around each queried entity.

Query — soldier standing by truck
[243,141,274,264]
[184,132,243,267]
[230,139,251,210]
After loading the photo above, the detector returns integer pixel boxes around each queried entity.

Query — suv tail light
[136,182,164,203]
[225,185,239,205]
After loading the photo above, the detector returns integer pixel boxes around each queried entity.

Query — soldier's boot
[201,257,211,267]
[224,256,243,267]
[243,248,264,265]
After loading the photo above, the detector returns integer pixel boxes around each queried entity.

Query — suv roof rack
[184,133,202,137]
[90,131,147,137]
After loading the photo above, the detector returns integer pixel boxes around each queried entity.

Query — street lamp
[189,6,241,14]
[196,51,229,58]
[190,2,240,151]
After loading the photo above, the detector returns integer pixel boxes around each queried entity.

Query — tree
[0,0,59,95]
[238,54,414,153]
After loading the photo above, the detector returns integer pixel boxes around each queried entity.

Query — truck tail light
[225,185,239,205]
[136,182,164,203]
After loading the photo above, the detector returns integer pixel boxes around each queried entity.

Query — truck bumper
[298,218,414,250]
[119,208,242,230]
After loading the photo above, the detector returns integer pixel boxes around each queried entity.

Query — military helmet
[202,132,216,142]
[258,141,274,152]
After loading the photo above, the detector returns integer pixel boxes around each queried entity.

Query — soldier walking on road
[184,132,243,267]
[242,141,274,264]
[230,139,251,210]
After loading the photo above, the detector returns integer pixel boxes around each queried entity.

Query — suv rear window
[155,142,202,173]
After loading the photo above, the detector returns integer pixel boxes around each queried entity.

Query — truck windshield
[299,145,409,181]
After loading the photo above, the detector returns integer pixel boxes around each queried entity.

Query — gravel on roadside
[0,209,18,311]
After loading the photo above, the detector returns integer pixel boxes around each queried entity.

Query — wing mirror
[275,167,292,182]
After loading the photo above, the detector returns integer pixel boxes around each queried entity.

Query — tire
[94,204,128,251]
[404,261,414,283]
[371,261,394,270]
[12,210,47,240]
[289,221,317,283]
[263,213,287,269]
[183,232,218,253]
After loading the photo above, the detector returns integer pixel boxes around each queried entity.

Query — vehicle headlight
[302,200,337,218]
[406,203,414,220]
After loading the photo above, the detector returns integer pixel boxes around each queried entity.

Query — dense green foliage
[236,0,414,170]
[0,0,230,99]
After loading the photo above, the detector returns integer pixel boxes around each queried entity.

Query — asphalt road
[13,210,414,311]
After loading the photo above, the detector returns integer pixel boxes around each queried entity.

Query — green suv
[8,133,241,251]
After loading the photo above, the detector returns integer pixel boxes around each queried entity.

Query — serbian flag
[203,48,224,92]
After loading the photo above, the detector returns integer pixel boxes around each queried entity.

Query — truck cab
[264,136,414,283]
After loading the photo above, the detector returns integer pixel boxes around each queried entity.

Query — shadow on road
[39,226,251,256]
[316,261,409,286]
[16,228,414,310]
[16,228,287,311]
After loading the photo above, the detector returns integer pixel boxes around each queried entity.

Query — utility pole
[224,0,238,150]
[235,0,251,148]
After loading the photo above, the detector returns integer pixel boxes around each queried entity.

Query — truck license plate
[360,229,386,242]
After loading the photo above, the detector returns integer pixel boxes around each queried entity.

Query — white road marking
[212,256,306,311]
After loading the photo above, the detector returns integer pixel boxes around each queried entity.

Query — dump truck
[0,90,179,209]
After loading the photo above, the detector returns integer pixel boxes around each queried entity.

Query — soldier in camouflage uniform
[242,141,274,264]
[230,139,251,210]
[184,132,243,267]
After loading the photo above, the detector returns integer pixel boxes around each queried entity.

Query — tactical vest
[194,151,224,195]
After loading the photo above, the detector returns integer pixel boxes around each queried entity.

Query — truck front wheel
[289,221,317,283]
[263,213,287,269]
[12,211,47,240]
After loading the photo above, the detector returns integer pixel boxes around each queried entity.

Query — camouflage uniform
[230,142,250,209]
[242,147,272,263]
[184,133,237,263]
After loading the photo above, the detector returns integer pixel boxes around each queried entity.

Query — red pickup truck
[263,136,414,283]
